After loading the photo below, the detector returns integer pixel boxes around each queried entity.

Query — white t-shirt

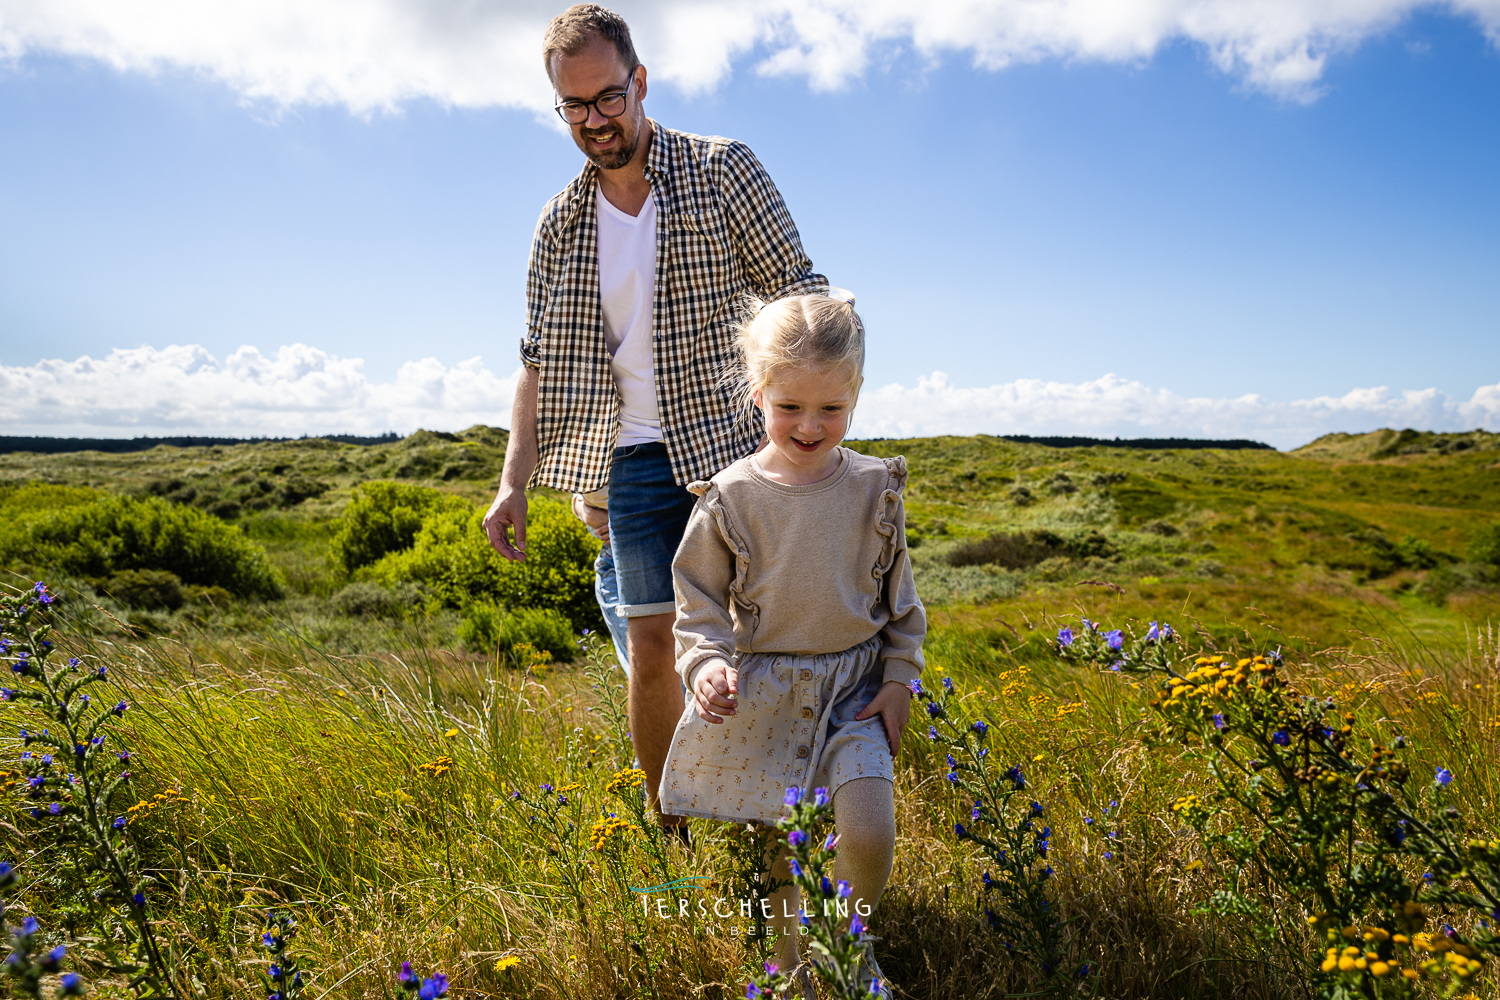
[596,184,662,447]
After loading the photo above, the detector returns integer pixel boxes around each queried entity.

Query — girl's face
[752,365,857,484]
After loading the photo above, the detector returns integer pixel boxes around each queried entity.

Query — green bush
[368,497,599,630]
[328,482,472,573]
[1468,523,1500,567]
[497,607,577,662]
[3,493,283,599]
[457,602,504,653]
[105,569,185,610]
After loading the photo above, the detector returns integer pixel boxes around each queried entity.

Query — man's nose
[585,104,611,129]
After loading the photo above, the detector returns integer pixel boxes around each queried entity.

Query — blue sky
[0,2,1497,444]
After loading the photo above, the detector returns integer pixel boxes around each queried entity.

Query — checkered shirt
[520,123,827,493]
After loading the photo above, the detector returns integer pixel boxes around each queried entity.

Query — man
[482,5,826,830]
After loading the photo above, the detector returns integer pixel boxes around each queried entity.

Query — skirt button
[799,668,813,681]
[795,745,809,759]
[801,707,814,719]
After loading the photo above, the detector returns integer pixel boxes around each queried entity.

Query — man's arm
[483,366,539,561]
[720,141,827,302]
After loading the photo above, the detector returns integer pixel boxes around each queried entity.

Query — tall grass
[4,608,1496,999]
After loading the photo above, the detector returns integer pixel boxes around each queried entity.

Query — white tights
[766,776,896,969]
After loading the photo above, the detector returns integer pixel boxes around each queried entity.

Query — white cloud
[854,372,1500,449]
[1,0,1497,112]
[4,344,1497,449]
[0,344,519,438]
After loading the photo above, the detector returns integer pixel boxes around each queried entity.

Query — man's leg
[626,612,681,820]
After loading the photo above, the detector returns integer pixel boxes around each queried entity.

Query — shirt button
[801,707,814,719]
[795,745,809,759]
[799,669,813,681]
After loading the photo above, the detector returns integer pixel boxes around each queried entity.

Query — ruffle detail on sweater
[870,456,909,606]
[690,480,760,636]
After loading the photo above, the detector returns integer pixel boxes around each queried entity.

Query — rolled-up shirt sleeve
[519,209,554,370]
[672,500,739,690]
[719,142,828,304]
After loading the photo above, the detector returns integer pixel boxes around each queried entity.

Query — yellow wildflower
[494,956,522,972]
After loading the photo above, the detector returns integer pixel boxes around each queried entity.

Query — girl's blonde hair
[734,293,865,411]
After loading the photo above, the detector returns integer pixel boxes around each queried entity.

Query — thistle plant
[912,677,1087,994]
[259,910,306,1000]
[1,583,176,998]
[1060,617,1497,997]
[725,821,792,957]
[749,787,883,1000]
[2,862,86,998]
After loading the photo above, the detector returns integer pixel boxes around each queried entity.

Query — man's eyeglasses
[555,76,635,126]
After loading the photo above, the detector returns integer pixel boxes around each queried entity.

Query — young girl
[660,293,925,995]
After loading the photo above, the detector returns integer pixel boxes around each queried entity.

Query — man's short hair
[542,5,639,81]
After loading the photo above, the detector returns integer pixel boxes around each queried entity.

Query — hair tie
[826,287,863,335]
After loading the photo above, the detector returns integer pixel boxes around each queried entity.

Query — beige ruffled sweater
[671,447,926,690]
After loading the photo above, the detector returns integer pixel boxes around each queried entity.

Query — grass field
[1,427,1498,999]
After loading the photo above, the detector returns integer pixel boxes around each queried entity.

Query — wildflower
[837,879,853,899]
[824,832,839,851]
[821,876,834,897]
[49,802,61,815]
[20,916,39,936]
[1212,713,1226,730]
[926,702,944,719]
[398,962,416,986]
[746,985,761,1000]
[972,719,989,738]
[540,783,554,793]
[927,726,939,741]
[41,944,65,971]
[68,658,79,668]
[60,973,84,995]
[1105,630,1124,650]
[1030,801,1045,817]
[981,871,994,891]
[868,979,883,996]
[419,974,449,999]
[1057,627,1074,647]
[1435,767,1453,787]
[1003,766,1026,790]
[946,771,959,784]
[1083,816,1093,825]
[850,914,866,936]
[118,750,131,762]
[1103,852,1114,860]
[1271,730,1290,747]
[955,822,967,838]
[1145,622,1160,642]
[910,679,923,696]
[493,956,521,972]
[112,700,129,716]
[96,665,107,679]
[972,801,981,821]
[978,748,989,759]
[798,909,810,927]
[789,859,803,878]
[814,787,830,807]
[946,754,958,768]
[40,754,53,765]
[0,689,13,701]
[788,830,807,848]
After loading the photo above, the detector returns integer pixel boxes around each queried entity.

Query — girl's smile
[753,365,858,486]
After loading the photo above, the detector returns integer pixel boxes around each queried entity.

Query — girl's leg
[832,776,896,927]
[767,840,802,970]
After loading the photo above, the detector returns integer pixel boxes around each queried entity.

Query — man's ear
[634,63,648,102]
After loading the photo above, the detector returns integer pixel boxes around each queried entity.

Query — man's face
[551,37,647,171]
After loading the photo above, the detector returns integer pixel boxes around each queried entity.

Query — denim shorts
[593,542,631,670]
[608,442,697,618]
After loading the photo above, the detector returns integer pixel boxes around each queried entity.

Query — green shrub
[457,602,504,653]
[1467,523,1500,567]
[497,607,576,662]
[332,581,421,618]
[105,569,185,610]
[328,482,472,573]
[3,493,283,599]
[368,497,599,630]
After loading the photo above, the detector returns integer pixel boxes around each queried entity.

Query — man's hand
[484,486,528,561]
[855,680,913,758]
[571,494,611,543]
[692,658,739,724]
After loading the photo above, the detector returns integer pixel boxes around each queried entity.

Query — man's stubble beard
[579,122,640,171]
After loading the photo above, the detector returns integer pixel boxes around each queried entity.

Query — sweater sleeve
[672,485,740,689]
[878,477,927,688]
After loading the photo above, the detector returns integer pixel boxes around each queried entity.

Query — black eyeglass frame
[554,74,637,126]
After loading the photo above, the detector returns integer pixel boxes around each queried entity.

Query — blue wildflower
[1212,713,1226,730]
[972,719,989,738]
[928,726,939,741]
[746,984,761,1000]
[788,830,807,848]
[113,816,126,830]
[20,916,39,936]
[1057,627,1074,647]
[1271,730,1290,747]
[850,914,865,936]
[837,879,852,898]
[813,787,830,807]
[910,678,923,696]
[1145,622,1160,642]
[398,961,415,986]
[789,859,803,878]
[419,973,449,998]
[783,787,802,807]
[820,877,834,897]
[1105,629,1124,650]
[1030,801,1045,817]
[926,701,944,719]
[1435,767,1453,787]
[955,822,967,838]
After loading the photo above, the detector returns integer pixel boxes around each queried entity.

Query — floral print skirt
[658,635,894,824]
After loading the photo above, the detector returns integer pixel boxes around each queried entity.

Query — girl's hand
[693,658,739,724]
[855,680,913,758]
